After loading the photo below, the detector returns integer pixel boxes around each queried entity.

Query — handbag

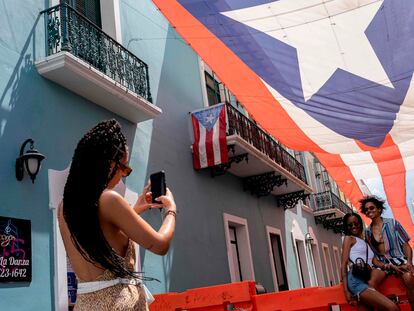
[350,241,371,282]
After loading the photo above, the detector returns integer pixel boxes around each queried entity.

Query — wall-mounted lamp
[305,233,314,244]
[16,139,45,183]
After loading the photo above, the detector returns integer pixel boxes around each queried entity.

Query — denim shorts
[347,272,369,298]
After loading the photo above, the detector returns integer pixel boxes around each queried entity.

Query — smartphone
[150,171,166,203]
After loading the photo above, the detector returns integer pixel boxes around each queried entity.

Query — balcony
[36,4,161,123]
[310,190,353,233]
[192,103,312,209]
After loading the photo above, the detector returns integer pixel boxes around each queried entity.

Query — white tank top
[349,236,374,266]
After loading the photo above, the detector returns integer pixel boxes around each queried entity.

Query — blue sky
[363,171,414,220]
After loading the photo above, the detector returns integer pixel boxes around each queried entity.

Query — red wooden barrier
[150,281,256,311]
[150,276,411,310]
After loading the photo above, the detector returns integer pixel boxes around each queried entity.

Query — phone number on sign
[0,268,27,278]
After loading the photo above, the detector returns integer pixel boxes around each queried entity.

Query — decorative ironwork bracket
[276,191,310,210]
[314,213,344,234]
[329,218,345,234]
[210,153,249,177]
[314,212,335,225]
[242,172,288,197]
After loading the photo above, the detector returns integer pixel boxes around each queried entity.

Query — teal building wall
[0,1,344,309]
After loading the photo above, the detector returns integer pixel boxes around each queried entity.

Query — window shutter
[61,0,101,28]
[84,0,101,28]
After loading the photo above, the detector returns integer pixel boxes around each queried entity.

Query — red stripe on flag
[368,136,413,246]
[219,106,228,164]
[205,128,215,167]
[192,115,201,170]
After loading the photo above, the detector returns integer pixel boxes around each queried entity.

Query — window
[322,243,335,286]
[295,240,305,288]
[205,72,221,106]
[309,242,325,286]
[266,226,289,291]
[305,241,318,286]
[223,214,255,282]
[62,0,102,27]
[294,239,311,288]
[229,226,243,281]
[332,246,342,284]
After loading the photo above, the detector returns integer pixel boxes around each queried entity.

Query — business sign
[0,216,31,282]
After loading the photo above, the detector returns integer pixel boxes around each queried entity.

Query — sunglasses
[347,221,360,228]
[119,162,133,177]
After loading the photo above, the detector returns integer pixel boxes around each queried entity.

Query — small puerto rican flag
[191,104,228,170]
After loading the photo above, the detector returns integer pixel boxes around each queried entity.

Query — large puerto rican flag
[153,0,414,238]
[192,104,228,170]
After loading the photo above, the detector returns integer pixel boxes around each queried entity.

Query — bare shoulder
[99,190,132,220]
[100,189,124,204]
[343,235,356,246]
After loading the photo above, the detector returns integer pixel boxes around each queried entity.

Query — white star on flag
[221,0,393,101]
[205,114,215,124]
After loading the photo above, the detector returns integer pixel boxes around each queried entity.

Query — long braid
[63,119,136,278]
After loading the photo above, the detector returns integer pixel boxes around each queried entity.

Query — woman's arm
[403,243,414,263]
[133,182,163,215]
[99,189,176,256]
[372,257,386,269]
[341,236,355,304]
[399,242,414,274]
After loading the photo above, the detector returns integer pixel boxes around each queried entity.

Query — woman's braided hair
[63,119,135,277]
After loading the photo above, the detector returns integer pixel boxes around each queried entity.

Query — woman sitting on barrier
[341,212,398,310]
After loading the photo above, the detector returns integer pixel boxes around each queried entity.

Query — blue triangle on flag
[193,105,223,132]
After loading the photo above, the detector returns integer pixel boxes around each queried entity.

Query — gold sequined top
[74,240,149,311]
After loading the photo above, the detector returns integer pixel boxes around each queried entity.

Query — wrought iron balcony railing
[226,104,307,184]
[42,3,152,102]
[310,190,353,215]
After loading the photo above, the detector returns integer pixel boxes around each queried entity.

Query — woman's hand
[345,290,355,306]
[389,264,405,275]
[134,182,163,214]
[397,263,414,276]
[406,263,414,275]
[155,188,176,213]
[395,263,414,275]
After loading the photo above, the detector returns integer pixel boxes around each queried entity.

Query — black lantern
[16,139,45,183]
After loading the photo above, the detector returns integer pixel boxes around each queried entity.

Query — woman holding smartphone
[58,119,177,311]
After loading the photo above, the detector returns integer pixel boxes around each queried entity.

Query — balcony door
[62,0,102,27]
